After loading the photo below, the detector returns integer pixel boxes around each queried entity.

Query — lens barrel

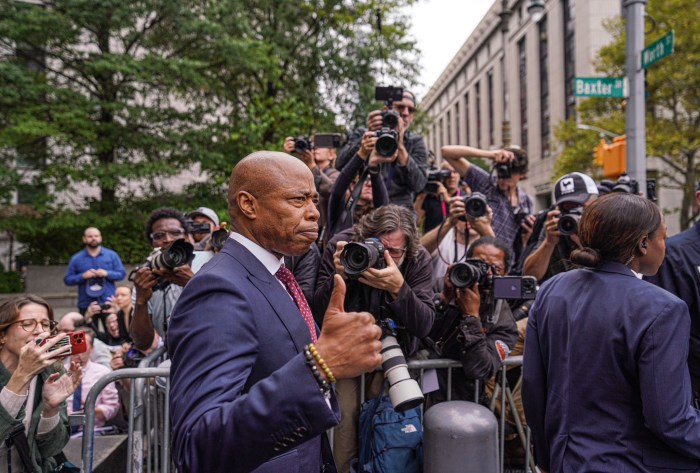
[380,335,424,412]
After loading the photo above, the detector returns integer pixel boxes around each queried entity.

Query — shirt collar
[231,232,283,275]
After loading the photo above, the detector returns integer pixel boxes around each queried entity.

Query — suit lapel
[222,239,311,353]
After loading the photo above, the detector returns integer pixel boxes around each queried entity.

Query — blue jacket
[523,261,700,472]
[168,238,339,473]
[646,220,700,394]
[63,247,126,309]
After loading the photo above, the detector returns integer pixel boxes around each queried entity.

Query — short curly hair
[145,207,187,243]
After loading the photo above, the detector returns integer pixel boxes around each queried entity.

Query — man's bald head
[59,312,84,333]
[228,151,311,224]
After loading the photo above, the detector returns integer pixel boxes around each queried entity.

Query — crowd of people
[0,88,698,473]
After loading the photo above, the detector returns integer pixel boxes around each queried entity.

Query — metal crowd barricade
[80,367,170,473]
[79,353,531,473]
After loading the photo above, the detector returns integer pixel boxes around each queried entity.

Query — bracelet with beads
[303,345,331,395]
[308,343,336,384]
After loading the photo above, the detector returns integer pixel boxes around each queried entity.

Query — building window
[475,82,482,148]
[539,16,550,158]
[446,111,452,144]
[455,102,460,144]
[439,118,444,150]
[464,92,471,145]
[563,0,576,119]
[518,38,528,152]
[487,69,494,146]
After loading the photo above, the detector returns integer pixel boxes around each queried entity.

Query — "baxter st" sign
[574,77,626,98]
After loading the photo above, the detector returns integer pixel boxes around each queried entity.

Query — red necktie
[275,265,317,343]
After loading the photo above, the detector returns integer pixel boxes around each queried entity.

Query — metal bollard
[424,401,499,473]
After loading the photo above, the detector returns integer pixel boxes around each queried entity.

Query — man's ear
[236,191,258,220]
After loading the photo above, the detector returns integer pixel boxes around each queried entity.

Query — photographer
[130,208,194,351]
[442,145,535,265]
[427,237,518,403]
[414,161,464,233]
[313,204,435,472]
[522,172,599,282]
[324,131,390,244]
[336,90,428,209]
[187,207,219,251]
[420,194,495,280]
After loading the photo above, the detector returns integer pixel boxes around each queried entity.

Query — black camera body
[375,86,404,103]
[495,162,513,179]
[340,238,387,278]
[425,169,452,194]
[294,136,313,154]
[185,220,211,235]
[381,110,400,129]
[611,173,639,195]
[129,240,194,291]
[449,259,494,289]
[373,127,399,157]
[557,206,584,236]
[463,192,489,219]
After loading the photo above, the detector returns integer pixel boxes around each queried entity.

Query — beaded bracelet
[308,343,336,384]
[303,345,331,395]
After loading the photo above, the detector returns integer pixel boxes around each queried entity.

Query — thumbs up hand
[314,275,382,380]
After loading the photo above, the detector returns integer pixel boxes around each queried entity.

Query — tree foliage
[0,0,420,263]
[553,0,699,229]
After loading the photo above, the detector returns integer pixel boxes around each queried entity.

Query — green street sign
[574,77,626,98]
[641,30,674,69]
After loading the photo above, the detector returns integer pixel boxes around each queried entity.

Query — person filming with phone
[0,295,82,472]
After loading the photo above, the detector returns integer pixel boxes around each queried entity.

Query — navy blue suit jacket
[523,261,700,472]
[169,238,340,473]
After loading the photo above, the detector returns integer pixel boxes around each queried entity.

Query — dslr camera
[185,219,211,236]
[129,239,194,290]
[462,192,489,219]
[495,161,513,179]
[340,238,387,278]
[293,136,313,154]
[557,206,584,236]
[373,127,399,158]
[425,168,452,194]
[449,258,494,289]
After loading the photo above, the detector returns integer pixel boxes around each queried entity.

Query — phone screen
[493,277,522,300]
[313,134,342,149]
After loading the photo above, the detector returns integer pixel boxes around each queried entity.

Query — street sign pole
[624,0,647,193]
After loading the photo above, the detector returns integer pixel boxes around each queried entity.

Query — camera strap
[328,168,370,240]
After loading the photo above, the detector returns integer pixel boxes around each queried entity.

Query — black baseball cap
[554,172,599,205]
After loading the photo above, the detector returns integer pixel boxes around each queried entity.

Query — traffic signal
[593,135,626,180]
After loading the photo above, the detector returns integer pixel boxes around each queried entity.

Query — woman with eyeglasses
[0,295,81,472]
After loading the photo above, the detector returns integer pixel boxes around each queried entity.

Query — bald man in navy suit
[168,151,382,473]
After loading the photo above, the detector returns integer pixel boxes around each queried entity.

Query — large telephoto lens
[153,240,194,270]
[380,335,424,412]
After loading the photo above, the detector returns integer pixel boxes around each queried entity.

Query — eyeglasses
[386,246,407,258]
[150,230,186,241]
[393,104,416,114]
[3,319,58,334]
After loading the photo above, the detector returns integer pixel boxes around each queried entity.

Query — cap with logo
[188,207,219,227]
[554,172,599,205]
[86,277,105,297]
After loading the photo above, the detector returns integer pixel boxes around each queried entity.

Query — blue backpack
[353,389,423,473]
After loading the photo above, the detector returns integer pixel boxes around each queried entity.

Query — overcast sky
[409,0,494,98]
